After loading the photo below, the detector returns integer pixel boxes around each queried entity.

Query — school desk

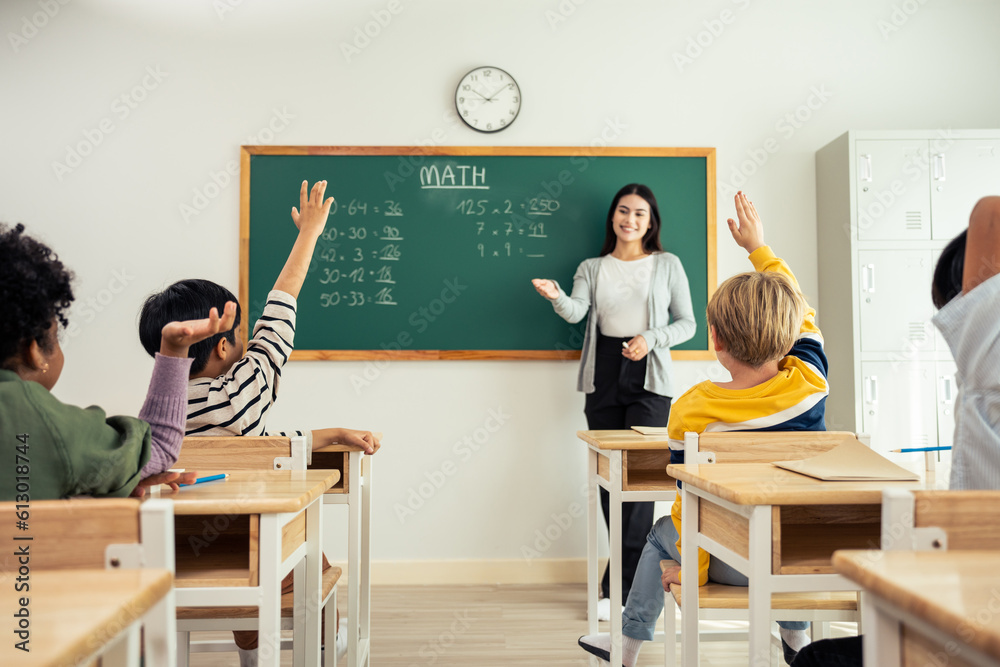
[577,429,678,666]
[169,469,340,667]
[667,462,927,667]
[835,550,1000,667]
[0,568,173,667]
[312,443,374,667]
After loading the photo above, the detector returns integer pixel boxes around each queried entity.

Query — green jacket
[0,370,151,499]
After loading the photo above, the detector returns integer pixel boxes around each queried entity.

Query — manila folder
[772,437,919,481]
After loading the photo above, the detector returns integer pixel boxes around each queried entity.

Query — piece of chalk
[622,341,629,349]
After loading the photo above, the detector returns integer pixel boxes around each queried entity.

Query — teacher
[532,183,696,617]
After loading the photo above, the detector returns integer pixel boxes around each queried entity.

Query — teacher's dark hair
[599,183,664,256]
[932,230,966,309]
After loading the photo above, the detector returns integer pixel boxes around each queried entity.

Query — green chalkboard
[240,147,716,360]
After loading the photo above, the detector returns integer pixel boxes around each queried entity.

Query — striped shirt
[933,272,1000,491]
[668,246,829,585]
[185,290,306,442]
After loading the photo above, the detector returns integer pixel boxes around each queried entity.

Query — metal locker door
[856,140,931,241]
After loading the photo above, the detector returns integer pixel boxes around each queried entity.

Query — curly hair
[0,223,75,367]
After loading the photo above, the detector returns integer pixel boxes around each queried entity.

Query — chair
[171,435,341,667]
[658,431,868,666]
[8,497,176,667]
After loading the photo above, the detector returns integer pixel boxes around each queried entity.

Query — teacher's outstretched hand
[531,278,559,300]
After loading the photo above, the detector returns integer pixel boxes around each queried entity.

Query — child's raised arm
[963,196,1000,294]
[273,180,335,298]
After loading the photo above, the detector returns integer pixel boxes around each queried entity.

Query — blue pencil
[890,446,952,453]
[179,473,229,486]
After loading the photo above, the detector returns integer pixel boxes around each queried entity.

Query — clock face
[455,66,520,133]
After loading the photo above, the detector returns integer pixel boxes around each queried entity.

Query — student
[533,183,696,616]
[790,195,1000,667]
[0,222,233,500]
[138,180,378,667]
[578,192,826,666]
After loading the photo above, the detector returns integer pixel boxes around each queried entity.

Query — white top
[932,272,1000,490]
[595,254,654,337]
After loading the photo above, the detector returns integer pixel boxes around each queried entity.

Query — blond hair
[706,271,806,368]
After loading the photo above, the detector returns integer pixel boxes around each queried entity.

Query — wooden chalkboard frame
[239,146,717,361]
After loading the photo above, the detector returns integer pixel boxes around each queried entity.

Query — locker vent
[905,211,923,230]
[908,322,927,341]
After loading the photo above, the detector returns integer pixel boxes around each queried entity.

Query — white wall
[2,0,999,573]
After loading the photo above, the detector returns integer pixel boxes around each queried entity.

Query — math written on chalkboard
[240,146,716,360]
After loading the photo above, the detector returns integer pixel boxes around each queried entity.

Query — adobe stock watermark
[719,84,834,197]
[178,107,294,225]
[62,268,135,342]
[407,610,475,667]
[393,407,511,524]
[544,0,589,32]
[7,0,72,53]
[672,0,752,73]
[350,276,469,394]
[877,0,931,40]
[340,0,405,63]
[521,481,590,561]
[51,66,168,182]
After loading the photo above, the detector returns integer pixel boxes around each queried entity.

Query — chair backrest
[0,498,173,572]
[687,431,862,464]
[883,488,1000,552]
[175,435,307,471]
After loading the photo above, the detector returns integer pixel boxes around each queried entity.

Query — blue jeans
[622,516,810,641]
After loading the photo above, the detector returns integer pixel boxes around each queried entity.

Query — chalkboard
[240,146,716,360]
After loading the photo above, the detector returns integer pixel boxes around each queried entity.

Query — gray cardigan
[550,252,696,397]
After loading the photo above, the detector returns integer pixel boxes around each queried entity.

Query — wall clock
[455,66,521,133]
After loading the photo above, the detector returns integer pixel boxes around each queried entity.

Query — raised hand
[159,301,238,358]
[531,278,560,300]
[291,180,335,238]
[726,191,765,254]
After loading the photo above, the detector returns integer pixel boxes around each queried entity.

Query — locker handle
[933,153,946,181]
[861,264,876,293]
[940,376,954,403]
[864,376,878,404]
[859,154,873,182]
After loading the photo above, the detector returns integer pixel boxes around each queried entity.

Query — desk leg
[347,451,363,667]
[609,450,623,667]
[862,593,900,667]
[680,487,698,667]
[305,502,323,667]
[144,588,176,667]
[293,559,305,667]
[748,505,772,667]
[259,514,283,667]
[360,453,372,667]
[587,448,599,637]
[101,620,142,667]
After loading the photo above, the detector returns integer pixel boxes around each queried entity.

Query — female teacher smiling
[532,183,695,617]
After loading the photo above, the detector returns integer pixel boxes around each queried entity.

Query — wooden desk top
[834,550,1000,660]
[0,568,172,667]
[577,429,673,450]
[667,463,924,505]
[162,469,340,514]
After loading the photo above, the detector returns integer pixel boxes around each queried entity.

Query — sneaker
[335,618,349,659]
[780,637,797,665]
[596,598,625,622]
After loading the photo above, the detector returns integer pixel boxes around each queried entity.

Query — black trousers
[584,333,671,601]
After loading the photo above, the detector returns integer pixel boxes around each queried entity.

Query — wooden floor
[186,583,856,666]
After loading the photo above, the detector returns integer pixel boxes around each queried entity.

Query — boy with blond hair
[579,192,828,666]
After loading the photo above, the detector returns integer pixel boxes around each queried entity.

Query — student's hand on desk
[727,191,765,255]
[160,302,238,358]
[315,427,381,455]
[291,179,335,238]
[531,278,559,300]
[130,470,198,497]
[661,564,682,590]
[623,335,648,361]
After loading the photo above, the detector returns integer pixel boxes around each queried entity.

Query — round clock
[454,66,521,133]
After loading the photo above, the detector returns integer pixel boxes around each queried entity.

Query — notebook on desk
[773,436,919,481]
[631,426,670,435]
